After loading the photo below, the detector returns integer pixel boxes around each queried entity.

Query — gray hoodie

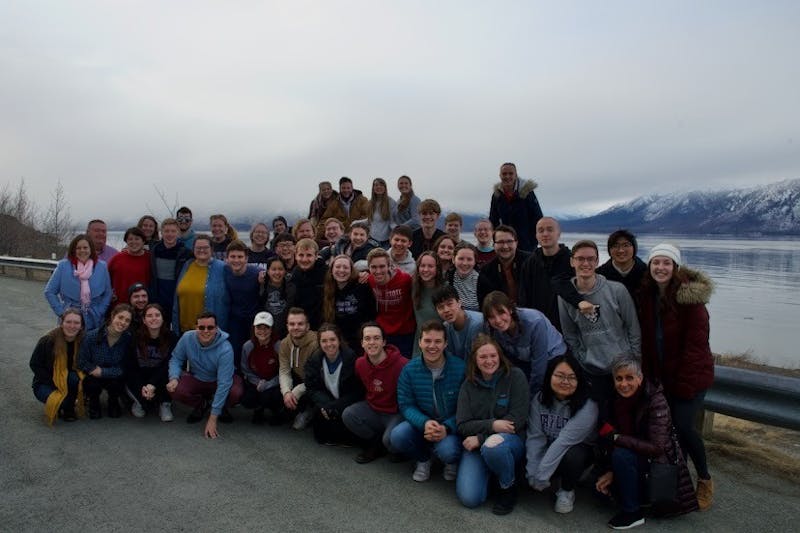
[557,274,641,374]
[525,392,598,489]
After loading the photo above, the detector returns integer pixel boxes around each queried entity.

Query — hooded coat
[637,267,715,400]
[489,178,543,252]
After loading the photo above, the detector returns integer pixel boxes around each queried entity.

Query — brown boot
[696,478,714,511]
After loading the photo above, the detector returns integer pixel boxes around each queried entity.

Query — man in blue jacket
[167,311,244,438]
[390,320,465,482]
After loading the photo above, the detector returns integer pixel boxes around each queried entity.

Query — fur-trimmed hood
[492,178,538,198]
[676,266,714,305]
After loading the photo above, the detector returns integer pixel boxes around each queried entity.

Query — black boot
[107,395,122,418]
[251,408,266,425]
[492,483,517,515]
[355,440,386,464]
[88,395,102,419]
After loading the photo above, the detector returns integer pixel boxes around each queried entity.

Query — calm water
[106,231,800,368]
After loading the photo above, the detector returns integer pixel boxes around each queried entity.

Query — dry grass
[715,353,800,378]
[707,415,800,481]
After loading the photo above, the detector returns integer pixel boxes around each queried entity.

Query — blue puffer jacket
[397,355,465,434]
[78,326,132,378]
[172,258,229,333]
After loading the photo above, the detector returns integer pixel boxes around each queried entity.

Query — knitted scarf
[44,330,86,425]
[73,259,94,309]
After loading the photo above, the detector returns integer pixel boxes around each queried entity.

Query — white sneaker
[443,462,458,481]
[131,401,145,418]
[292,409,312,430]
[412,460,432,482]
[554,489,575,514]
[159,402,174,422]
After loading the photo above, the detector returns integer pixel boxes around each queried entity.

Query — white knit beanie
[647,243,681,266]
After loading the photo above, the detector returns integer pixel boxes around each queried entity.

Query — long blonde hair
[370,178,391,221]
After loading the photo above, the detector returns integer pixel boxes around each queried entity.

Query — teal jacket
[397,355,465,434]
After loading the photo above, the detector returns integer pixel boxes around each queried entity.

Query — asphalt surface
[1,276,798,532]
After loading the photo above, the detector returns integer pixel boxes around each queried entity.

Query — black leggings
[554,443,593,491]
[83,375,125,402]
[669,391,710,479]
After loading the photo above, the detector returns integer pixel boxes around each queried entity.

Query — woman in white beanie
[636,243,715,511]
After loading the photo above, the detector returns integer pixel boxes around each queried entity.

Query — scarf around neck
[73,259,94,308]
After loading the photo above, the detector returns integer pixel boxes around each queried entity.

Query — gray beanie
[647,243,681,266]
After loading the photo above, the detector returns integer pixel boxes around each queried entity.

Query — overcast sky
[2,1,799,225]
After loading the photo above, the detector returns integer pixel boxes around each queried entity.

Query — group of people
[33,164,716,529]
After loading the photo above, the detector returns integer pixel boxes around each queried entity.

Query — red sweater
[355,345,408,414]
[368,270,415,336]
[107,250,152,304]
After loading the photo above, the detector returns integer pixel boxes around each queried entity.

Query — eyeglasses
[553,372,578,383]
[494,239,516,246]
[176,216,192,222]
[573,256,597,264]
[197,325,217,331]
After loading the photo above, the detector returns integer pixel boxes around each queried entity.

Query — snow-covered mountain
[561,179,800,235]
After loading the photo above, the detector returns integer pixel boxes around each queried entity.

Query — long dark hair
[323,255,358,323]
[137,303,172,359]
[412,251,444,309]
[540,354,589,414]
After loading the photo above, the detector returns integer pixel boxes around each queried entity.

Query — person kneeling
[166,312,243,438]
[391,321,465,482]
[595,354,698,530]
[456,334,529,515]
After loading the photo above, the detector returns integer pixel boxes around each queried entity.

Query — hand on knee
[483,433,505,448]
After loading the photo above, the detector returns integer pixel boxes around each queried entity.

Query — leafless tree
[42,180,73,245]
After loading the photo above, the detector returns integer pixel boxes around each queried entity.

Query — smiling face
[361,326,386,358]
[177,213,192,231]
[368,256,391,285]
[61,312,83,341]
[610,238,635,268]
[319,330,340,360]
[251,224,270,247]
[226,250,248,274]
[287,312,309,340]
[536,217,560,252]
[493,231,517,262]
[267,259,286,285]
[126,234,145,255]
[397,176,412,194]
[475,343,500,380]
[474,221,492,246]
[550,361,578,401]
[419,210,438,230]
[254,323,271,344]
[417,254,438,283]
[143,306,163,332]
[325,221,343,242]
[210,218,227,240]
[650,256,675,287]
[435,297,461,324]
[499,163,517,190]
[276,241,295,261]
[454,247,476,275]
[110,310,132,334]
[130,290,148,310]
[196,316,217,346]
[570,246,598,280]
[161,223,179,246]
[193,239,212,264]
[372,179,386,196]
[614,366,643,398]
[295,247,316,271]
[139,218,157,239]
[332,257,352,284]
[319,182,333,200]
[74,239,92,263]
[87,221,107,249]
[437,238,455,263]
[349,227,368,248]
[339,181,353,198]
[390,234,410,257]
[295,221,315,240]
[273,219,287,234]
[419,329,446,368]
[486,306,514,333]
[445,221,462,240]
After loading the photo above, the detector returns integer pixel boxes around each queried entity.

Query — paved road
[1,276,798,532]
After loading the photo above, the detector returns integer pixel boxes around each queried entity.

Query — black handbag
[646,426,681,504]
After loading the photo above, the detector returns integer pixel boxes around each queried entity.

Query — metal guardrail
[1,255,798,431]
[705,365,800,431]
[0,255,58,280]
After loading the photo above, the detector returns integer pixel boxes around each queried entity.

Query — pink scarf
[73,259,94,308]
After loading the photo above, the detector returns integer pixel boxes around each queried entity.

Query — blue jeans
[390,421,462,464]
[33,371,80,406]
[612,447,641,513]
[456,433,525,508]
